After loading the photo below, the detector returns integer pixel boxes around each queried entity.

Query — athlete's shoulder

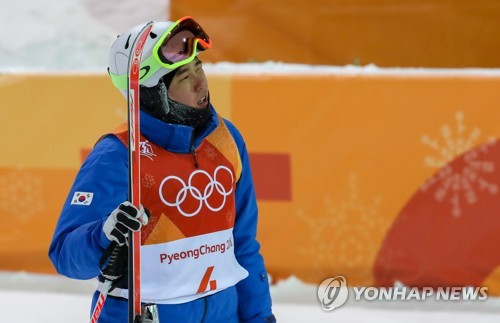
[221,119,245,147]
[83,134,128,167]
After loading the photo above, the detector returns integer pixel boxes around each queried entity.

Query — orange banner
[171,0,500,68]
[1,71,500,295]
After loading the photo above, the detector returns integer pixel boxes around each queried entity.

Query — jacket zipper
[190,145,199,168]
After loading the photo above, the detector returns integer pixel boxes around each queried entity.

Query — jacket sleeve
[224,120,274,322]
[48,135,129,279]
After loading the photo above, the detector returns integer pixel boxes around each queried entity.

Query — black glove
[99,202,150,285]
[103,201,150,246]
[99,241,128,283]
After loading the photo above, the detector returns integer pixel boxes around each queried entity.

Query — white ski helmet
[108,16,211,97]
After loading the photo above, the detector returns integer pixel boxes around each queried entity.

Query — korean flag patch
[71,192,94,206]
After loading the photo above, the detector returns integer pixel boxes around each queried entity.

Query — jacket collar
[139,104,219,153]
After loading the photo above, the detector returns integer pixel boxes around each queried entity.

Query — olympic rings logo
[158,166,234,217]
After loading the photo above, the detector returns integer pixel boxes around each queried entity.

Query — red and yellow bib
[112,116,248,304]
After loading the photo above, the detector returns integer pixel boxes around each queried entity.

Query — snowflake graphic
[213,135,233,152]
[0,169,44,223]
[225,209,234,225]
[421,141,498,217]
[204,145,218,160]
[142,173,155,189]
[422,111,483,168]
[421,112,498,217]
[296,174,385,283]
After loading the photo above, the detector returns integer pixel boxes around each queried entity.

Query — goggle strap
[111,49,203,91]
[109,54,161,90]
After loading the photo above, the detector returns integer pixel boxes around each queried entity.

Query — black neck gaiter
[140,82,212,133]
[163,98,212,131]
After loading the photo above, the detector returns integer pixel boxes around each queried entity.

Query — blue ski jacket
[49,106,274,322]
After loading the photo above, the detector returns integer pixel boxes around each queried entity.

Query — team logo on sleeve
[71,192,94,206]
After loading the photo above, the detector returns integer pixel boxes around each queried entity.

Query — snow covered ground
[1,271,499,322]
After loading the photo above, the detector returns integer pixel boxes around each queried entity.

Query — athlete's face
[167,58,209,109]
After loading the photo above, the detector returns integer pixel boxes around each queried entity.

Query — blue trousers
[91,286,239,323]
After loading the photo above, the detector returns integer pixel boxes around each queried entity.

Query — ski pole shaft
[90,280,112,323]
